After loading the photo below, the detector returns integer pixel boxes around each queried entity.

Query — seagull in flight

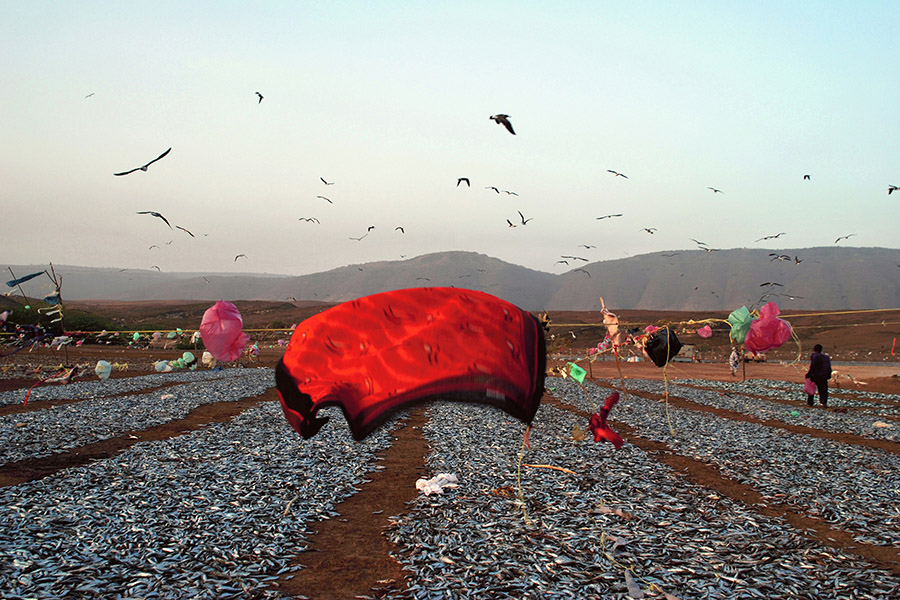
[148,244,159,250]
[518,210,533,225]
[317,196,333,204]
[596,214,623,220]
[457,177,470,187]
[607,170,628,178]
[580,244,597,249]
[151,265,161,271]
[349,233,369,241]
[320,177,334,185]
[573,268,591,277]
[707,187,723,194]
[556,260,569,265]
[506,219,517,228]
[755,232,786,242]
[889,185,898,195]
[486,186,500,193]
[759,282,784,287]
[502,190,519,196]
[641,227,657,234]
[489,114,515,135]
[175,225,194,237]
[395,226,405,233]
[835,234,856,243]
[803,174,810,180]
[84,92,95,98]
[298,217,320,223]
[136,211,172,229]
[561,255,588,261]
[114,148,171,176]
[255,92,264,103]
[234,254,247,262]
[367,225,376,232]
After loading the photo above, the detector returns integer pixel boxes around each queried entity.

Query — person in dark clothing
[805,344,832,407]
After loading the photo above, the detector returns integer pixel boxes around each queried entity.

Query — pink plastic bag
[697,325,713,338]
[804,378,817,395]
[199,301,250,362]
[745,302,792,353]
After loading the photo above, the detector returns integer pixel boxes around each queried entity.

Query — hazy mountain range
[7,247,899,311]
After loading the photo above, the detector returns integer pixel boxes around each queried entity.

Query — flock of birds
[104,96,895,306]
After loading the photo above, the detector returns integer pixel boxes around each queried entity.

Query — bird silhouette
[136,211,172,229]
[489,114,515,135]
[707,187,723,194]
[457,178,470,187]
[115,148,171,176]
[607,170,628,178]
[367,225,376,232]
[148,245,159,250]
[580,244,597,249]
[556,260,569,265]
[506,219,516,228]
[573,268,591,277]
[642,227,657,234]
[803,174,811,180]
[234,254,247,262]
[298,217,320,223]
[502,190,519,196]
[151,265,161,271]
[175,225,194,237]
[255,92,264,103]
[889,185,898,195]
[835,234,856,243]
[320,177,334,185]
[561,255,588,261]
[596,214,623,220]
[349,233,369,241]
[755,232,786,242]
[486,186,500,193]
[518,210,533,225]
[395,226,405,233]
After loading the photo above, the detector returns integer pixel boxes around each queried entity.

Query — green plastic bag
[567,362,587,384]
[728,306,753,344]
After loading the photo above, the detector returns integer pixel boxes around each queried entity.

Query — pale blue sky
[2,1,898,276]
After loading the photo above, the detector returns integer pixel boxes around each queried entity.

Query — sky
[2,1,899,277]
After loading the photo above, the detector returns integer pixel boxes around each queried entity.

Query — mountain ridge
[7,247,899,311]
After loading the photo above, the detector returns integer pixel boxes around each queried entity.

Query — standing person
[729,346,740,377]
[805,344,832,407]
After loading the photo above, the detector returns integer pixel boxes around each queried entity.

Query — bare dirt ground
[2,305,899,596]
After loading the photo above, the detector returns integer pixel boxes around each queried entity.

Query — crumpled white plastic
[415,473,458,496]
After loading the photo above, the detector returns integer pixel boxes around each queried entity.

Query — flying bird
[316,195,333,204]
[889,185,898,195]
[803,174,810,180]
[395,226,405,233]
[489,114,515,135]
[580,244,597,249]
[114,147,172,176]
[150,265,161,271]
[84,92,95,98]
[759,282,784,287]
[367,225,376,232]
[755,232,786,242]
[148,244,159,250]
[234,254,247,262]
[834,234,856,243]
[203,277,210,284]
[486,186,500,193]
[457,178,470,187]
[349,233,369,241]
[298,217,320,223]
[518,210,533,225]
[320,177,334,185]
[596,214,623,220]
[769,253,791,262]
[561,255,588,261]
[556,260,569,265]
[506,219,517,228]
[707,187,723,194]
[502,190,519,196]
[136,211,172,229]
[573,268,591,277]
[607,170,628,178]
[175,225,194,237]
[641,227,657,234]
[255,92,264,103]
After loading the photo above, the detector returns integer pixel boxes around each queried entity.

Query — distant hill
[7,247,900,311]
